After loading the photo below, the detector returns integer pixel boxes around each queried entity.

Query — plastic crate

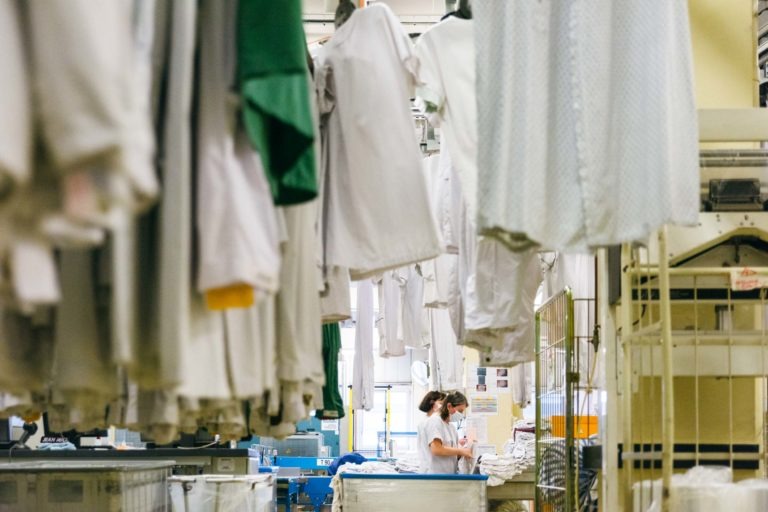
[0,460,171,512]
[550,415,598,439]
[339,474,488,512]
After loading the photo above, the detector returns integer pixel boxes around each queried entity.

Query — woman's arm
[430,438,473,458]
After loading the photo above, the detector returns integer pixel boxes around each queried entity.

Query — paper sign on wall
[730,267,768,291]
[470,394,499,415]
[471,366,511,394]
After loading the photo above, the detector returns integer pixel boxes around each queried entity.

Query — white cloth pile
[479,454,528,487]
[633,466,768,512]
[480,421,537,486]
[504,435,536,469]
[395,452,421,473]
[331,460,400,512]
[337,461,399,475]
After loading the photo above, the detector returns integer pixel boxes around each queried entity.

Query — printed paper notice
[321,420,339,433]
[464,415,489,444]
[470,394,498,415]
[730,267,768,291]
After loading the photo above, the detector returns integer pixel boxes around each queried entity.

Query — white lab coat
[474,0,699,252]
[353,280,375,410]
[316,4,442,280]
[196,0,281,296]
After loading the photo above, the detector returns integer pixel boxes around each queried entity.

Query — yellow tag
[205,284,255,310]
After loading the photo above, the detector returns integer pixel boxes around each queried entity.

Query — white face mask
[433,401,443,412]
[450,411,464,423]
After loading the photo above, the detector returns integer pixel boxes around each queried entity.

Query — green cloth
[237,0,317,205]
[319,323,345,420]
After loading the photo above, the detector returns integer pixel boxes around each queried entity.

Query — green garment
[319,323,345,420]
[237,0,317,205]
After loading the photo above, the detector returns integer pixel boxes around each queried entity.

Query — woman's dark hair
[439,391,468,421]
[418,391,447,413]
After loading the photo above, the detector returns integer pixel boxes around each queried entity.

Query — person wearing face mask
[423,391,473,473]
[416,391,446,473]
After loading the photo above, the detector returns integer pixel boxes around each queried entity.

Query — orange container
[550,415,598,438]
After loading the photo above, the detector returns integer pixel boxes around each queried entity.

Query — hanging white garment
[422,255,455,309]
[415,16,478,221]
[474,0,699,252]
[51,250,119,413]
[353,280,375,410]
[400,266,430,348]
[375,272,406,358]
[275,202,325,387]
[321,266,352,323]
[102,0,157,376]
[10,238,60,313]
[421,153,458,309]
[175,295,230,401]
[27,0,158,209]
[509,364,532,408]
[225,295,279,400]
[316,3,441,280]
[441,149,463,255]
[429,308,464,390]
[0,307,53,395]
[476,317,537,368]
[155,0,197,388]
[0,0,31,196]
[127,0,201,392]
[196,0,281,296]
[416,15,542,351]
[464,241,542,335]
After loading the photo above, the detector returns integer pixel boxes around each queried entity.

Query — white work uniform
[316,4,441,280]
[416,19,542,357]
[196,0,280,296]
[400,265,430,349]
[321,266,352,323]
[28,0,158,208]
[154,0,197,389]
[415,17,477,221]
[375,271,405,358]
[429,308,464,390]
[353,280,375,410]
[424,414,460,474]
[417,413,436,473]
[0,0,31,193]
[474,0,699,252]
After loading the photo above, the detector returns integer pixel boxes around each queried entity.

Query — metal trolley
[535,289,598,512]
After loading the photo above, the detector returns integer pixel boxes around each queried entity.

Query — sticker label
[216,457,236,472]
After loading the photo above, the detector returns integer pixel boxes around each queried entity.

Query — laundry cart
[0,460,172,512]
[168,474,275,512]
[535,288,599,512]
[338,473,488,512]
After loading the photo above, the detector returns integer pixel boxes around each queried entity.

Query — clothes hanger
[456,0,472,20]
[440,0,471,21]
[334,0,356,28]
